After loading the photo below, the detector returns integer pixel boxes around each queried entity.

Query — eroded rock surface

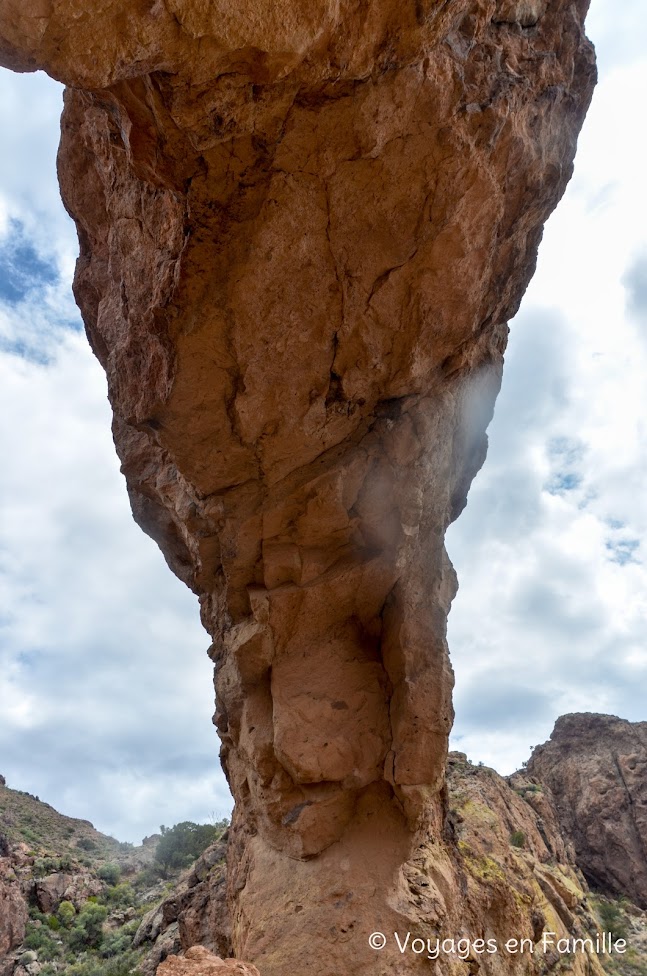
[528,714,647,909]
[156,758,611,976]
[158,946,259,976]
[0,0,595,971]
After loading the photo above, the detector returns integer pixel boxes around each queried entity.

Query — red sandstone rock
[0,0,596,972]
[528,713,647,909]
[157,946,259,976]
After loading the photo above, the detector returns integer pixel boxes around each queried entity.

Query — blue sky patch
[0,219,59,305]
[545,437,586,496]
[0,334,53,365]
[545,471,583,496]
[547,436,586,466]
[606,538,640,566]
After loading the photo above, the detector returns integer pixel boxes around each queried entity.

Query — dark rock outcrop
[528,713,647,909]
[33,871,103,913]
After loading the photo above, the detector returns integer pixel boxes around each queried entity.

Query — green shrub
[100,932,132,958]
[68,903,108,951]
[101,883,136,908]
[121,919,141,937]
[23,924,60,959]
[24,925,53,949]
[97,863,121,886]
[47,914,61,931]
[58,900,76,928]
[597,900,629,942]
[33,856,61,877]
[66,951,143,976]
[76,838,99,852]
[510,830,526,849]
[132,865,164,889]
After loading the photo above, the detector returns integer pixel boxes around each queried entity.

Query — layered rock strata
[529,714,647,909]
[0,0,595,971]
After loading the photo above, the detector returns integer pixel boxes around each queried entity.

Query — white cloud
[0,327,231,841]
[0,66,232,841]
[448,49,647,772]
[585,0,646,74]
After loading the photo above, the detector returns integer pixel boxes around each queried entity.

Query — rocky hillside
[0,781,148,866]
[0,780,226,976]
[447,754,647,976]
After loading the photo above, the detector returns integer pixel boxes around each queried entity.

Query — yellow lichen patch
[460,800,499,828]
[459,845,507,885]
[544,865,585,908]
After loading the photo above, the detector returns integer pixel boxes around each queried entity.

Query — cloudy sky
[1,2,646,842]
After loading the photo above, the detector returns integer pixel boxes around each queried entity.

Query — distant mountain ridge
[0,778,129,862]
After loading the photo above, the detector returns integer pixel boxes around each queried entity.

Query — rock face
[136,840,230,975]
[0,863,27,961]
[528,714,647,909]
[157,758,611,976]
[0,844,35,966]
[158,946,259,976]
[33,871,103,913]
[0,0,595,972]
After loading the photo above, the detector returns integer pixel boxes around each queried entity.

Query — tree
[154,820,226,874]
